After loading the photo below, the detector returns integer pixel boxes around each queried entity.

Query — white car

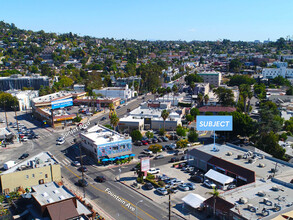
[57,137,64,142]
[204,180,216,188]
[57,139,65,145]
[178,183,189,191]
[156,188,168,195]
[147,168,160,174]
[21,137,28,142]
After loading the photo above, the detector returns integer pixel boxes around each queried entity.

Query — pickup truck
[147,168,160,174]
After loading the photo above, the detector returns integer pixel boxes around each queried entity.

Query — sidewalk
[0,141,23,150]
[62,177,115,220]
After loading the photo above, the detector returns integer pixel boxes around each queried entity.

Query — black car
[79,166,88,172]
[135,141,142,146]
[101,117,106,121]
[19,153,29,159]
[77,179,88,187]
[170,157,180,163]
[144,182,154,190]
[96,176,107,182]
[190,175,204,183]
[152,138,158,143]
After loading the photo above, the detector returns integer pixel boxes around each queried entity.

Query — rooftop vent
[58,195,65,200]
[271,186,279,191]
[53,190,60,194]
[42,192,48,197]
[259,163,265,168]
[257,191,266,197]
[47,198,54,203]
[239,197,248,204]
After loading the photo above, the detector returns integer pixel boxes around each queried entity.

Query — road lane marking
[120,204,143,220]
[63,166,157,220]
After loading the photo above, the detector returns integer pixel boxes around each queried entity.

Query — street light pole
[13,104,20,143]
[3,100,8,128]
[135,200,143,220]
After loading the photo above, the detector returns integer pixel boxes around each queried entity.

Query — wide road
[0,94,184,220]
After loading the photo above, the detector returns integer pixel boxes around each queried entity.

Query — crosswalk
[59,158,72,167]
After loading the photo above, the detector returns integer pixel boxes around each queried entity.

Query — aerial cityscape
[0,1,293,220]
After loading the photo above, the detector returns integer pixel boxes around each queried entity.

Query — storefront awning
[205,169,234,185]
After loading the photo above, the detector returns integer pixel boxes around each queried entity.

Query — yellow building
[0,152,61,194]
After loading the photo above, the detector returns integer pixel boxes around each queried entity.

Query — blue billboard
[196,116,233,131]
[51,98,73,110]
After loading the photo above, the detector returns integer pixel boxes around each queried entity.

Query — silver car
[178,183,189,191]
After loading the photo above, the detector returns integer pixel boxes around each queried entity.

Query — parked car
[157,137,163,142]
[178,183,189,191]
[135,141,143,146]
[152,138,158,143]
[147,139,153,144]
[72,161,81,166]
[174,150,184,156]
[79,166,88,172]
[19,153,29,159]
[144,182,154,190]
[141,140,149,145]
[169,187,178,194]
[21,137,28,142]
[162,136,169,142]
[116,106,121,109]
[204,180,216,188]
[154,155,164,159]
[179,162,186,168]
[159,174,170,181]
[147,168,160,174]
[96,176,107,182]
[180,155,187,161]
[227,184,236,190]
[156,188,168,195]
[101,117,106,121]
[170,157,180,163]
[77,179,88,187]
[186,182,196,190]
[190,175,204,183]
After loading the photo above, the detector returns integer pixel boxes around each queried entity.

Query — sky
[1,0,293,42]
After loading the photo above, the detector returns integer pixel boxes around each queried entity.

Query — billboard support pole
[51,109,54,128]
[213,130,216,151]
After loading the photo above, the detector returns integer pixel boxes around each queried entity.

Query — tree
[176,125,186,137]
[190,108,200,117]
[130,130,142,141]
[229,59,242,73]
[188,130,198,142]
[230,111,256,138]
[197,93,203,107]
[228,75,255,86]
[185,73,203,86]
[284,118,293,133]
[148,144,162,154]
[58,76,74,88]
[239,84,252,113]
[176,139,189,149]
[204,94,209,105]
[110,113,120,132]
[206,187,220,217]
[255,132,286,160]
[104,124,114,130]
[158,128,166,136]
[186,114,194,123]
[272,76,290,86]
[213,87,235,106]
[0,92,19,110]
[161,110,169,130]
[145,131,154,139]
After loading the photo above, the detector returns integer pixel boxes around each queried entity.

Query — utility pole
[78,142,86,198]
[51,109,54,128]
[169,193,171,220]
[14,104,20,142]
[2,100,8,128]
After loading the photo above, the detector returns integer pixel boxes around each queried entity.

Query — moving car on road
[77,179,88,187]
[19,153,29,159]
[79,166,88,172]
[154,155,164,159]
[96,176,107,182]
[72,161,81,166]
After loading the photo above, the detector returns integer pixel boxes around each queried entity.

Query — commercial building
[73,96,121,108]
[0,152,61,193]
[73,84,85,92]
[192,83,210,95]
[26,182,91,219]
[0,74,50,91]
[156,95,184,106]
[32,91,86,127]
[198,71,222,87]
[7,90,39,111]
[80,124,132,161]
[114,76,141,87]
[93,84,136,100]
[198,106,236,114]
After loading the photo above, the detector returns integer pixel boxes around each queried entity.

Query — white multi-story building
[198,71,222,87]
[7,90,39,111]
[262,66,293,79]
[93,85,136,100]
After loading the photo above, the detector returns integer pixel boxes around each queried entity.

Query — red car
[141,140,149,145]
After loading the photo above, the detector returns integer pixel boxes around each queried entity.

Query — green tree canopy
[176,139,189,148]
[190,108,200,117]
[0,92,19,110]
[228,75,255,86]
[213,87,235,106]
[188,130,198,142]
[148,144,162,154]
[145,131,154,139]
[130,130,143,141]
[176,125,187,137]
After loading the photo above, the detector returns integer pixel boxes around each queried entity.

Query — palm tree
[206,186,220,217]
[204,94,209,106]
[161,110,169,131]
[246,90,253,114]
[198,93,204,107]
[172,85,178,106]
[110,114,120,132]
[239,84,251,113]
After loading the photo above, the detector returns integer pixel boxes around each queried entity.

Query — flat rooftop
[33,91,85,104]
[193,144,293,180]
[1,152,58,175]
[223,179,293,220]
[81,125,131,146]
[32,182,75,206]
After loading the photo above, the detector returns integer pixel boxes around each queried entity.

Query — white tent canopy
[204,169,234,185]
[182,193,206,209]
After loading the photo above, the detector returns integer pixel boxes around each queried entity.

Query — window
[120,145,126,150]
[32,174,35,178]
[112,146,118,151]
[26,175,29,179]
[94,148,97,153]
[45,174,48,178]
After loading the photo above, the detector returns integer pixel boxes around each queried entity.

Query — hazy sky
[1,0,293,41]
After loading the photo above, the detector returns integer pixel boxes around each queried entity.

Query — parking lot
[120,162,221,207]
